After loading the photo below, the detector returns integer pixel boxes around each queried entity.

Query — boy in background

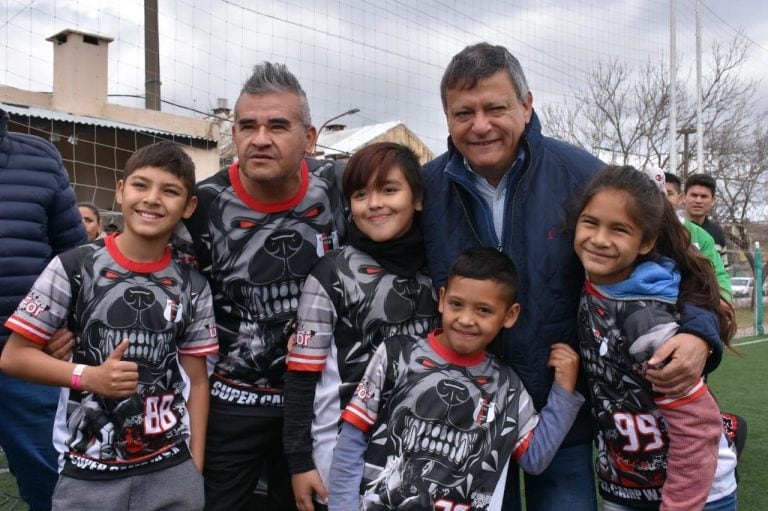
[328,247,584,510]
[683,173,729,270]
[662,171,731,299]
[0,141,218,510]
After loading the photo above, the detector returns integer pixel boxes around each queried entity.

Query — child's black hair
[684,173,717,196]
[341,142,424,204]
[574,165,736,347]
[446,247,519,358]
[124,141,196,200]
[664,172,682,194]
[446,247,518,306]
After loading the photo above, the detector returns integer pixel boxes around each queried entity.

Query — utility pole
[144,0,161,111]
[669,0,678,175]
[678,126,696,179]
[695,0,705,173]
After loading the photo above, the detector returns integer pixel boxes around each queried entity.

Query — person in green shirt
[664,171,732,301]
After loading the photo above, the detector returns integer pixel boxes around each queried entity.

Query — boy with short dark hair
[0,141,218,510]
[683,173,728,268]
[328,247,584,510]
[662,171,731,299]
[684,173,717,198]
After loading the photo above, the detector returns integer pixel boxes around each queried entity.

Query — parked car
[731,277,754,298]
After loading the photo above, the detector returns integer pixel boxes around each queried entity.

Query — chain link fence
[726,246,768,337]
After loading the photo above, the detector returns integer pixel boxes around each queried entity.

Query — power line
[221,0,443,71]
[0,0,35,29]
[700,1,768,53]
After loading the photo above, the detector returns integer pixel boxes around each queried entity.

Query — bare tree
[541,35,768,278]
[541,59,672,169]
[715,120,768,275]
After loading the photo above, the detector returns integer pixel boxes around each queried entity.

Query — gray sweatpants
[52,458,204,511]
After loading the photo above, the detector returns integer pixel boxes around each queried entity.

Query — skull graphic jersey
[285,245,439,484]
[5,234,219,479]
[180,159,347,414]
[341,332,538,510]
[577,259,737,508]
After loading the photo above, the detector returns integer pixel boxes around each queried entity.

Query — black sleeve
[678,303,723,374]
[283,370,322,474]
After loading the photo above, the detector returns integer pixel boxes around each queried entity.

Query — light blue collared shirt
[463,149,526,242]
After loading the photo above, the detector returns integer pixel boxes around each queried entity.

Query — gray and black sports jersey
[578,275,736,508]
[343,333,538,510]
[286,245,438,483]
[182,159,347,414]
[6,234,218,479]
[287,245,438,404]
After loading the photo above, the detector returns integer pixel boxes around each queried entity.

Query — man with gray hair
[421,42,725,510]
[181,62,347,510]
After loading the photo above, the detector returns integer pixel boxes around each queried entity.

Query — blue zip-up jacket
[0,107,87,349]
[422,111,722,446]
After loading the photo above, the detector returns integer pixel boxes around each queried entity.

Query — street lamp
[314,108,360,153]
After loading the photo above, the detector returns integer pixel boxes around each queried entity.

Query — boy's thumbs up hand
[80,339,140,398]
[109,339,132,360]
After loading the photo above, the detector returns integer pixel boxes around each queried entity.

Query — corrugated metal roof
[317,121,402,156]
[1,101,213,141]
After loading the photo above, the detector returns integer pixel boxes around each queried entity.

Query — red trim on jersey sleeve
[229,160,309,213]
[654,379,709,409]
[341,403,375,433]
[286,352,326,372]
[178,342,219,357]
[4,315,52,346]
[512,429,534,461]
[105,233,171,273]
[427,329,487,367]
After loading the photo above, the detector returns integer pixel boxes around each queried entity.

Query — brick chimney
[46,29,113,115]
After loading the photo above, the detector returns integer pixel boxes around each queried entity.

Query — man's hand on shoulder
[646,333,709,396]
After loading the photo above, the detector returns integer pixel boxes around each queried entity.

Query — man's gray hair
[440,42,530,108]
[240,62,312,127]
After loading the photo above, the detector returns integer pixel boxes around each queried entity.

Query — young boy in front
[0,141,218,510]
[327,247,584,510]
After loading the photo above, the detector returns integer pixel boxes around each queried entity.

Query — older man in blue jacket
[0,107,87,510]
[421,43,723,511]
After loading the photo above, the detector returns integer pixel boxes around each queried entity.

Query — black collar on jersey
[347,218,426,278]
